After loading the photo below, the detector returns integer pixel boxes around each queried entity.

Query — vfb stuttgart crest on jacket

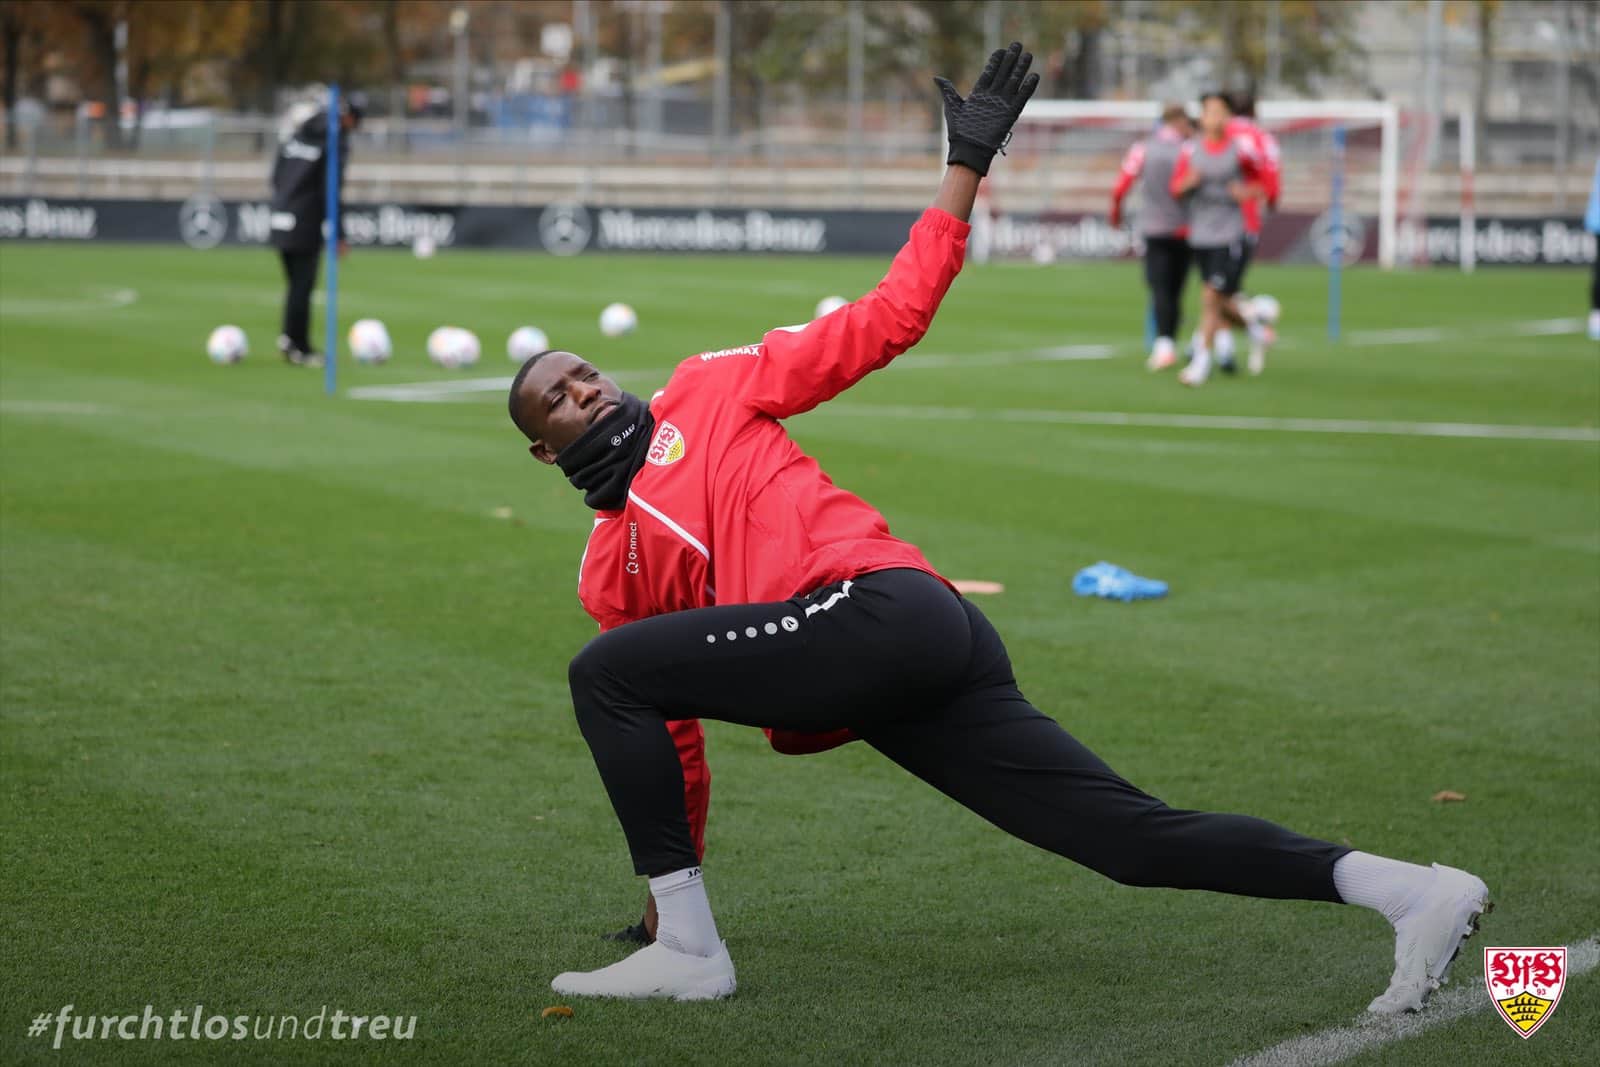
[1485,946,1565,1038]
[647,421,686,466]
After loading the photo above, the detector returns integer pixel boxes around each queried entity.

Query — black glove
[935,42,1040,177]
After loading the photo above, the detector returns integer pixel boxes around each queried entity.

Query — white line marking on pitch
[0,288,138,316]
[894,344,1114,368]
[1345,317,1583,346]
[0,401,111,416]
[344,347,1113,402]
[811,403,1600,443]
[1228,935,1598,1067]
[347,376,514,402]
[344,316,1583,406]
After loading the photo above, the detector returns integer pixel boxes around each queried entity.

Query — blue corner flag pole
[323,84,341,396]
[1328,123,1345,343]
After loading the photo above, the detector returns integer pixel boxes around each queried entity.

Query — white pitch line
[1228,935,1599,1067]
[811,403,1600,443]
[1510,317,1585,337]
[0,401,112,416]
[0,287,138,317]
[344,346,1114,403]
[344,367,662,403]
[346,376,514,402]
[1345,317,1584,346]
[894,343,1115,368]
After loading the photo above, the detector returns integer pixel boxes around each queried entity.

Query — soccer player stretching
[508,44,1490,1009]
[1111,104,1195,372]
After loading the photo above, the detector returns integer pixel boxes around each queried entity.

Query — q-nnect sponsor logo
[596,210,826,253]
[0,199,98,240]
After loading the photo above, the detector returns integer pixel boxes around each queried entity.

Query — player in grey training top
[1111,104,1194,371]
[1168,92,1267,387]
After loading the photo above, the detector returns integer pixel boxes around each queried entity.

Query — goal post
[968,98,1403,270]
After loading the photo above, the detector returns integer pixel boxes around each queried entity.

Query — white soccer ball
[413,234,437,259]
[814,295,848,319]
[428,326,480,369]
[206,325,248,364]
[428,326,461,368]
[1031,242,1058,265]
[599,302,638,338]
[1251,294,1281,326]
[451,327,481,367]
[348,318,393,365]
[508,325,551,362]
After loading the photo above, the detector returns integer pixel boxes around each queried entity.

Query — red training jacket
[1224,116,1282,235]
[576,208,969,857]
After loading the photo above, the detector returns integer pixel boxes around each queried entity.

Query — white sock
[1333,852,1434,926]
[1154,336,1175,359]
[648,867,721,958]
[1190,341,1212,374]
[1215,329,1236,359]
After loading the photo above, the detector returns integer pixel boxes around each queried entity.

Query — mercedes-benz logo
[178,195,227,250]
[1310,210,1366,267]
[538,201,592,257]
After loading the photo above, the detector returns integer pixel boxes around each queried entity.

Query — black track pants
[278,248,320,352]
[568,568,1350,900]
[1143,236,1191,339]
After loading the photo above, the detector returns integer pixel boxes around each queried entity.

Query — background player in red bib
[1111,104,1195,372]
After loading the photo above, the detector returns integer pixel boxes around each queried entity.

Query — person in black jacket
[269,96,362,366]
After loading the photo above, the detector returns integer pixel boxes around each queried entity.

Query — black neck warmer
[554,391,654,511]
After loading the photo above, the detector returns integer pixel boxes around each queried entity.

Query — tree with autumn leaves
[1,0,1503,154]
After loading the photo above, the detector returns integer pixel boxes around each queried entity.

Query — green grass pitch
[1,240,1596,1066]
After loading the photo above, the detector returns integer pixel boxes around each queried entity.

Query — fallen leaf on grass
[951,579,1005,595]
[1431,790,1467,803]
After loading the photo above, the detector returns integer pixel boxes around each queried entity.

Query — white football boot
[1178,351,1212,387]
[1366,864,1492,1014]
[552,940,736,1001]
[1147,338,1177,372]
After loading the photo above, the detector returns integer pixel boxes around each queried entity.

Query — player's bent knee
[567,638,614,698]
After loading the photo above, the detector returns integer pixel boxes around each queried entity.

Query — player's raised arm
[740,43,1038,420]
